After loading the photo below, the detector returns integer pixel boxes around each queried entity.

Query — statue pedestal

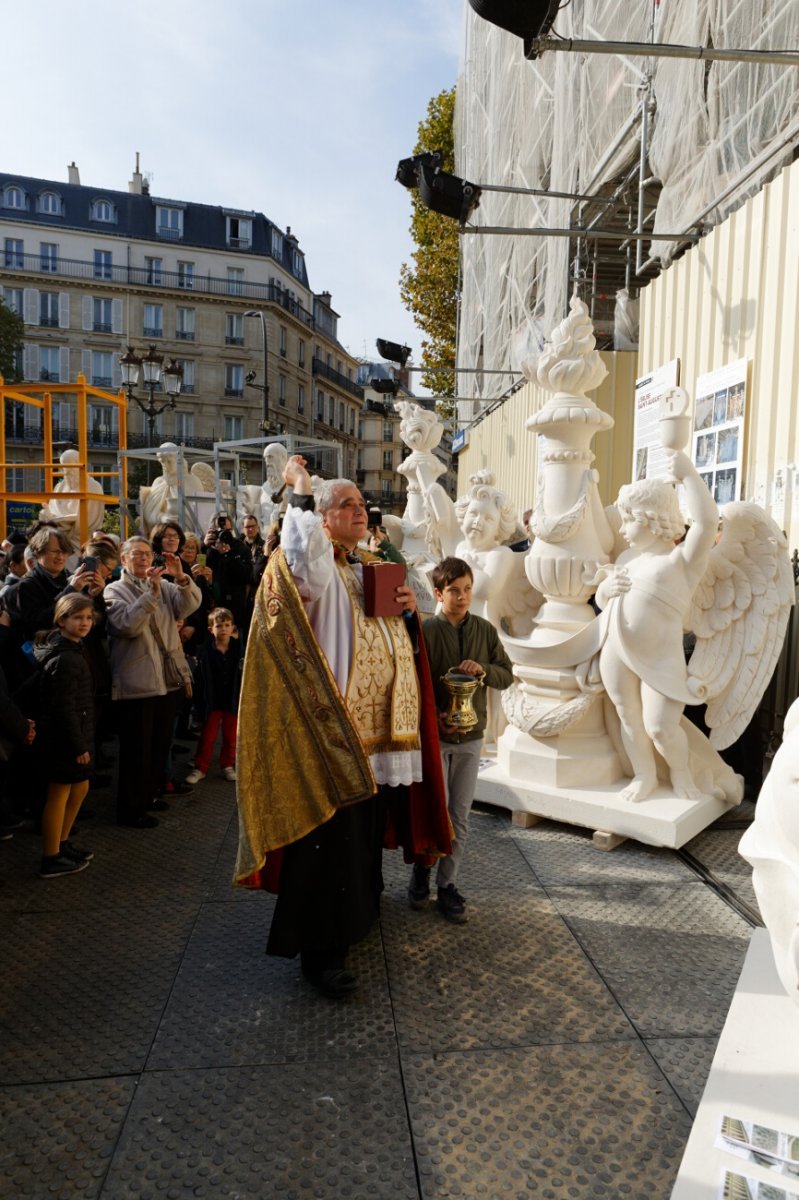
[474,750,737,849]
[671,928,799,1199]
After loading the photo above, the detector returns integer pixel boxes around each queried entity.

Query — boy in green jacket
[410,556,514,923]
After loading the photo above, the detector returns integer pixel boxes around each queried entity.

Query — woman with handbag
[104,537,200,828]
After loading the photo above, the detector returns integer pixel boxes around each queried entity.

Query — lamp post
[119,345,183,446]
[244,309,270,433]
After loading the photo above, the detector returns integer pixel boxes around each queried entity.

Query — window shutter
[111,299,123,334]
[112,356,122,389]
[23,288,38,325]
[23,345,39,380]
[81,350,91,381]
[59,347,71,383]
[82,297,92,331]
[58,292,70,328]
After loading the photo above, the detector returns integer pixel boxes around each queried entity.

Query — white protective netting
[454,0,799,416]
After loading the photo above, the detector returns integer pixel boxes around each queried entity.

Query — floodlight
[417,163,481,223]
[376,339,411,368]
[468,0,561,55]
[395,150,442,189]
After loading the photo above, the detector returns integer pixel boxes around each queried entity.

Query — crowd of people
[0,511,262,875]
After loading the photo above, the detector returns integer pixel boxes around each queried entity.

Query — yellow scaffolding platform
[0,373,128,544]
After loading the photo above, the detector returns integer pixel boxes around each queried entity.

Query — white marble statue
[740,698,799,1006]
[395,402,446,558]
[260,442,289,530]
[140,443,229,536]
[40,449,106,547]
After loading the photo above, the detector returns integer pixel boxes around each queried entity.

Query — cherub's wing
[500,551,543,637]
[189,462,216,492]
[688,502,794,749]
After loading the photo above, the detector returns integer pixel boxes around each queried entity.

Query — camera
[216,515,229,530]
[218,530,234,547]
[152,554,166,569]
[79,555,99,573]
[367,508,383,529]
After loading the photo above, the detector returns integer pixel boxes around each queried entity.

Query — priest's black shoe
[303,967,359,997]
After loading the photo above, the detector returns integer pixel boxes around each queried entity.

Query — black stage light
[468,0,561,56]
[395,150,442,189]
[370,377,400,396]
[417,163,482,223]
[376,340,411,368]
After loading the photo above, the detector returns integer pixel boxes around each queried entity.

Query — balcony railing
[312,357,364,400]
[0,251,317,327]
[93,376,112,387]
[93,322,112,333]
[156,227,182,241]
[224,386,244,397]
[4,422,216,453]
[39,370,60,382]
[40,316,59,327]
[143,326,163,338]
[227,237,251,250]
[225,336,244,345]
[175,329,194,340]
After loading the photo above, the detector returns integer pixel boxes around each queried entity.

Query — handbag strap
[149,614,171,657]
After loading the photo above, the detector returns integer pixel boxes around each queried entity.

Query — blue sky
[4,0,463,364]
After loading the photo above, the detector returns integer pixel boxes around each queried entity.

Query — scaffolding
[454,0,799,413]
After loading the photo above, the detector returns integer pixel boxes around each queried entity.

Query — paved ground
[0,760,759,1199]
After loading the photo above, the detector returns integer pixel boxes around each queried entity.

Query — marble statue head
[263,442,288,490]
[156,442,179,481]
[59,448,81,487]
[396,401,442,454]
[740,699,799,1006]
[616,478,685,544]
[454,472,518,551]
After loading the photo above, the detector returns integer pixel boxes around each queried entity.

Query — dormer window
[91,199,116,223]
[226,216,251,250]
[38,191,62,216]
[3,185,25,210]
[271,228,283,259]
[156,206,183,240]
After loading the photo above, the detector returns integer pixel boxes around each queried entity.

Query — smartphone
[196,553,207,568]
[152,553,166,569]
[367,508,383,528]
[79,555,99,573]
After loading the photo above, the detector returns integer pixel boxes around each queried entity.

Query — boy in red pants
[185,608,241,784]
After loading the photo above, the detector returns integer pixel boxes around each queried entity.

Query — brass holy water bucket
[441,670,485,731]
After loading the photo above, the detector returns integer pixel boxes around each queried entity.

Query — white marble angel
[140,444,229,535]
[40,449,106,547]
[594,449,793,804]
[740,697,799,1006]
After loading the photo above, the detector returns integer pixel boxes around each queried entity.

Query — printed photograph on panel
[714,468,738,504]
[727,382,746,421]
[694,393,714,430]
[635,447,648,480]
[696,432,717,468]
[714,388,730,426]
[699,471,714,494]
[717,426,740,464]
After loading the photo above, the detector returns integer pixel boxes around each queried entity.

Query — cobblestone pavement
[0,763,759,1199]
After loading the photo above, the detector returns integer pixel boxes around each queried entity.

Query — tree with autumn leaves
[399,87,458,409]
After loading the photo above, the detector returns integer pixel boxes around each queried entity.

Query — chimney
[129,151,144,195]
[67,161,80,185]
[318,291,332,306]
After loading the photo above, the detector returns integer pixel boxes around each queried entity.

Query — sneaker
[436,883,468,924]
[60,840,94,863]
[40,853,90,878]
[163,781,194,796]
[184,768,206,785]
[407,864,431,910]
[222,766,237,782]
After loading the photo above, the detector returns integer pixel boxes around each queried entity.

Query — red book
[361,561,406,617]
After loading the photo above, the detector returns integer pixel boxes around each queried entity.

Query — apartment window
[357,450,363,470]
[40,292,59,327]
[145,257,163,286]
[297,384,305,414]
[176,360,195,395]
[143,303,163,337]
[316,389,324,420]
[93,249,112,280]
[40,242,58,273]
[338,402,345,431]
[328,396,335,424]
[292,248,302,275]
[92,460,118,496]
[227,267,244,296]
[271,228,283,259]
[381,479,392,500]
[91,199,115,222]
[93,298,112,333]
[278,375,286,407]
[298,340,305,367]
[279,326,287,357]
[52,399,76,441]
[225,364,244,397]
[40,346,60,382]
[88,405,115,447]
[383,421,393,441]
[175,307,195,340]
[383,449,394,471]
[156,206,183,240]
[4,185,24,209]
[174,410,195,439]
[225,313,244,345]
[4,239,23,269]
[349,408,355,435]
[92,351,113,388]
[177,261,194,289]
[3,287,23,314]
[226,216,252,249]
[38,191,61,215]
[224,414,244,440]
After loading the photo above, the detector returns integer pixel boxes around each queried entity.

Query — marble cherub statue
[40,449,106,548]
[593,449,793,804]
[740,697,799,1006]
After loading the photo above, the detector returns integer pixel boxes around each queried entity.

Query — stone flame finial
[535,297,608,398]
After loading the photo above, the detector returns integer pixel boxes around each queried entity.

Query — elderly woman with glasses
[104,536,200,828]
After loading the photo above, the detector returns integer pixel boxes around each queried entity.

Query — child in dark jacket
[184,608,242,785]
[34,594,96,878]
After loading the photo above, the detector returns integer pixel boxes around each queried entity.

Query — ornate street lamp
[119,345,183,446]
[244,309,270,433]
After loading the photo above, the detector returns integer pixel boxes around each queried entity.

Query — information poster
[633,359,681,481]
[693,358,747,503]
